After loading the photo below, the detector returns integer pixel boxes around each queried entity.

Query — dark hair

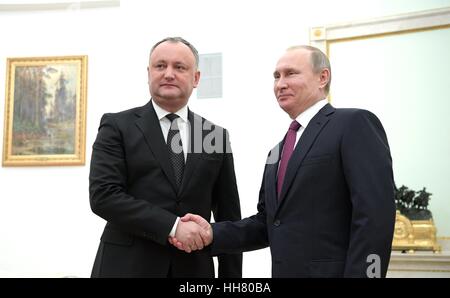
[150,37,199,68]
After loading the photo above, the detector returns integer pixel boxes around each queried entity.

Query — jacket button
[274,220,281,227]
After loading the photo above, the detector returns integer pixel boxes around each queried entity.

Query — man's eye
[176,65,186,70]
[155,64,165,69]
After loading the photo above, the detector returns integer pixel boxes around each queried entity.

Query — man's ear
[319,68,330,89]
[193,71,201,88]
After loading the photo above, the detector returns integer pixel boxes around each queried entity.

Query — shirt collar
[151,99,189,123]
[295,99,327,128]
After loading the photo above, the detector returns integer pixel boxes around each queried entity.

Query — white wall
[1,0,449,277]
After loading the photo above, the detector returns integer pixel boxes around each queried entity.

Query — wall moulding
[0,1,120,12]
[310,7,450,54]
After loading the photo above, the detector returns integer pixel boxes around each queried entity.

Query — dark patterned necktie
[277,120,301,197]
[166,113,185,189]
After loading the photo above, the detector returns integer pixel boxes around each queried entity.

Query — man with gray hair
[89,37,242,277]
[171,45,396,278]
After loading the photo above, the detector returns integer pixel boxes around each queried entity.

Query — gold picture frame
[2,55,88,166]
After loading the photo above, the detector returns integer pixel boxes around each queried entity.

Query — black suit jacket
[212,104,395,277]
[89,100,242,278]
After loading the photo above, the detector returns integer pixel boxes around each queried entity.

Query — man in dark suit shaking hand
[172,45,396,278]
[89,37,242,278]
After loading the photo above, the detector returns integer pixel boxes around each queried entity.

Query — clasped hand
[168,213,213,253]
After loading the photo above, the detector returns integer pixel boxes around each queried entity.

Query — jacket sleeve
[89,113,177,245]
[341,110,396,277]
[212,179,269,256]
[211,147,270,263]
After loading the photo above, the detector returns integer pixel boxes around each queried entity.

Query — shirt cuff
[169,217,180,237]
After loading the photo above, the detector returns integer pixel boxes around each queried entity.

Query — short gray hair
[150,37,199,68]
[287,45,331,95]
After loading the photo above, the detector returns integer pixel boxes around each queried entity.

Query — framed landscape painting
[2,56,87,166]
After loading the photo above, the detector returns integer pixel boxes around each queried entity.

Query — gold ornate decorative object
[309,27,325,41]
[392,211,441,253]
[314,28,323,38]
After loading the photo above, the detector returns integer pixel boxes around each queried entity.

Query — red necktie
[277,120,301,197]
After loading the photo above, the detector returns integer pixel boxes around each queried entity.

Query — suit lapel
[266,141,283,212]
[277,104,334,210]
[178,110,202,197]
[135,101,178,194]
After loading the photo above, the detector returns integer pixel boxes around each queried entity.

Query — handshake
[168,214,213,253]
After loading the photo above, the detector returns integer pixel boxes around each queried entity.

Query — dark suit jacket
[212,104,395,277]
[89,100,242,278]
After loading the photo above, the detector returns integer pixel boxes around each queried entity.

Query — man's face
[273,49,324,118]
[148,41,200,111]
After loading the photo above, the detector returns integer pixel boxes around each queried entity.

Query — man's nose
[275,77,287,90]
[164,66,175,79]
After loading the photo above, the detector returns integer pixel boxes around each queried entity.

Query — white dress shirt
[151,100,189,237]
[293,99,328,146]
[151,100,189,161]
